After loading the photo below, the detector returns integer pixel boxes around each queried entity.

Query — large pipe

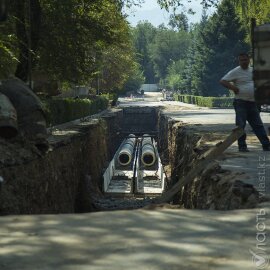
[117,134,136,166]
[141,135,156,167]
[0,93,18,138]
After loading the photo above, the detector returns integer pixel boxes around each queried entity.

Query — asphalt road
[119,92,270,129]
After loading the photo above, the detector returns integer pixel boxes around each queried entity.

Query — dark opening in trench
[142,154,154,165]
[118,154,130,165]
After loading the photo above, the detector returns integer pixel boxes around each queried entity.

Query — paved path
[0,206,269,270]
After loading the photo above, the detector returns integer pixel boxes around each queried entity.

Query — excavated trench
[0,106,260,215]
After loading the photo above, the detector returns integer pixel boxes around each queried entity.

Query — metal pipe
[141,135,156,167]
[117,134,136,166]
[0,93,18,138]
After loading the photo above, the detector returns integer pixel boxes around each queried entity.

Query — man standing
[220,53,270,152]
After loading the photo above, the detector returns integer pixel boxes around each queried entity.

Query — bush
[174,94,233,108]
[44,96,109,126]
[101,93,118,106]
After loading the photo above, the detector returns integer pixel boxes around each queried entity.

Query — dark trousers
[233,99,270,148]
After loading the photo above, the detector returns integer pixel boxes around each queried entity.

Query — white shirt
[221,66,255,101]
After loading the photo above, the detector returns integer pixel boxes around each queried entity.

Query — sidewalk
[221,141,270,198]
[0,206,269,270]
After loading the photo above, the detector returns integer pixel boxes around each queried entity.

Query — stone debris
[0,136,44,168]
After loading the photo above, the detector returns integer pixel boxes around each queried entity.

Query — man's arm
[220,80,239,94]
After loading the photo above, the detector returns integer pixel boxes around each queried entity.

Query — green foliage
[101,92,118,105]
[131,22,191,84]
[234,0,270,41]
[0,8,19,79]
[150,28,191,80]
[180,0,249,97]
[0,0,139,94]
[101,93,117,101]
[0,38,18,79]
[122,65,145,92]
[166,59,186,90]
[174,93,233,107]
[2,0,268,98]
[39,0,134,86]
[168,12,189,32]
[96,40,140,92]
[44,96,109,125]
[131,22,157,83]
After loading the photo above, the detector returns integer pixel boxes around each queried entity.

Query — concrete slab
[0,207,269,270]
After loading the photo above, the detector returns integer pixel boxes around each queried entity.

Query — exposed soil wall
[121,107,159,134]
[100,109,123,160]
[159,112,259,210]
[0,118,113,215]
[0,106,161,215]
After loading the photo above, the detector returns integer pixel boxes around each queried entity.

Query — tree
[150,27,190,80]
[169,12,189,32]
[37,0,133,84]
[188,0,249,96]
[94,42,142,92]
[5,0,42,81]
[234,0,270,42]
[234,0,270,25]
[176,25,202,94]
[0,0,138,91]
[132,22,157,83]
[122,64,145,93]
[0,7,18,79]
[1,0,267,88]
[166,59,186,90]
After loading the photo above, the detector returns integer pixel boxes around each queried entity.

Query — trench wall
[0,106,159,215]
[0,117,115,215]
[158,112,259,210]
[121,107,158,134]
[0,106,259,215]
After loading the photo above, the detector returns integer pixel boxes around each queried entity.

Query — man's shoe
[239,147,249,152]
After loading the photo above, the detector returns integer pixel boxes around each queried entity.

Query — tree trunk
[15,0,28,81]
[15,0,41,82]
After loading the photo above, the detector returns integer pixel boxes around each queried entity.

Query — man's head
[238,53,250,70]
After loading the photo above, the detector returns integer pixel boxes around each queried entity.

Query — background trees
[132,22,157,83]
[130,0,256,97]
[150,27,190,81]
[0,0,140,93]
[38,0,132,86]
[183,0,249,96]
[0,0,269,96]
